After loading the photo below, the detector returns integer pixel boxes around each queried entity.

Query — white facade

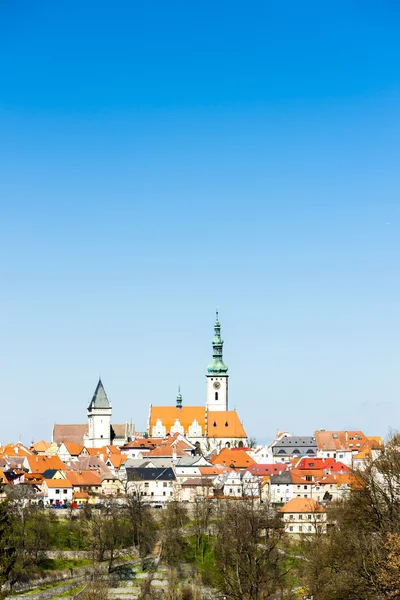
[316,448,353,466]
[43,482,73,506]
[281,510,327,535]
[127,479,176,504]
[87,407,112,447]
[206,375,228,412]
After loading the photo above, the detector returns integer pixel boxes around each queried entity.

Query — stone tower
[206,310,228,411]
[86,379,112,447]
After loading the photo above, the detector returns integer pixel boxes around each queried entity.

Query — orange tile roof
[44,479,72,489]
[0,443,33,457]
[279,498,325,514]
[199,466,232,476]
[65,470,101,487]
[31,440,51,453]
[207,411,247,438]
[210,448,255,469]
[0,467,8,484]
[149,406,206,435]
[107,454,128,468]
[335,472,363,489]
[367,436,384,449]
[315,430,369,452]
[73,491,89,499]
[27,455,67,473]
[64,442,85,455]
[290,469,337,485]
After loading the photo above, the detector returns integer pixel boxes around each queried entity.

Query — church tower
[206,310,228,411]
[86,379,112,447]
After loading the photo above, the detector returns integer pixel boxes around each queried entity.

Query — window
[308,526,312,532]
[308,515,312,520]
[304,485,307,489]
[163,482,167,487]
[151,492,154,496]
[163,491,166,496]
[215,392,219,400]
[289,526,293,532]
[55,489,60,494]
[299,525,303,532]
[297,485,301,489]
[145,482,149,487]
[289,515,294,520]
[63,489,68,494]
[299,515,303,520]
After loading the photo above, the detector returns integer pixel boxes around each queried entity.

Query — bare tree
[213,498,292,600]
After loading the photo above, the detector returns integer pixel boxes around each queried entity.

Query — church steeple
[176,386,183,410]
[207,309,228,375]
[206,310,229,411]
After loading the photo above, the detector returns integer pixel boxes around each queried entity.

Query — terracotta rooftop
[210,448,255,469]
[279,497,325,514]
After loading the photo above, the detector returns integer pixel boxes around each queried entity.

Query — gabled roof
[27,455,67,474]
[88,379,111,410]
[248,464,288,476]
[0,443,33,457]
[210,448,255,469]
[149,406,205,435]
[208,411,247,439]
[31,440,51,453]
[63,442,85,456]
[42,469,60,479]
[278,497,325,514]
[65,470,101,486]
[315,430,369,452]
[126,467,176,482]
[199,466,232,476]
[291,457,350,472]
[53,424,87,445]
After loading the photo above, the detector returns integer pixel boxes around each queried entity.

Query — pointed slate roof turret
[88,379,111,410]
[176,386,183,410]
[207,309,228,375]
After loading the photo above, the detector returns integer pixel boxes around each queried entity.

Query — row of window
[140,491,174,497]
[289,525,314,532]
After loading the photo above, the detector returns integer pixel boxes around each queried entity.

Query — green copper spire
[207,309,228,375]
[176,386,183,410]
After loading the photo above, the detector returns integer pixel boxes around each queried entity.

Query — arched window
[215,392,218,400]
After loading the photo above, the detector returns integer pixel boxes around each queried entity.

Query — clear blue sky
[1,1,400,445]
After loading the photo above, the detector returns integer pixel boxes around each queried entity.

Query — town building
[278,497,327,535]
[148,312,248,452]
[52,379,134,447]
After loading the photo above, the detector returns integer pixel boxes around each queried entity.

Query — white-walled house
[126,467,177,504]
[278,497,327,535]
[42,479,73,505]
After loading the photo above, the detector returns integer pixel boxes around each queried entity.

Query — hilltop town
[0,314,392,600]
[0,313,383,518]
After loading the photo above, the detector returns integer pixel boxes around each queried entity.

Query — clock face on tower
[213,381,221,389]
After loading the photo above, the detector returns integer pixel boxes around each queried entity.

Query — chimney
[345,431,348,442]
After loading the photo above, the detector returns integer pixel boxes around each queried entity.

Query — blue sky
[1,1,400,444]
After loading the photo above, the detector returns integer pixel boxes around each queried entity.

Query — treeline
[0,490,157,588]
[0,489,298,599]
[4,446,400,600]
[300,440,400,600]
